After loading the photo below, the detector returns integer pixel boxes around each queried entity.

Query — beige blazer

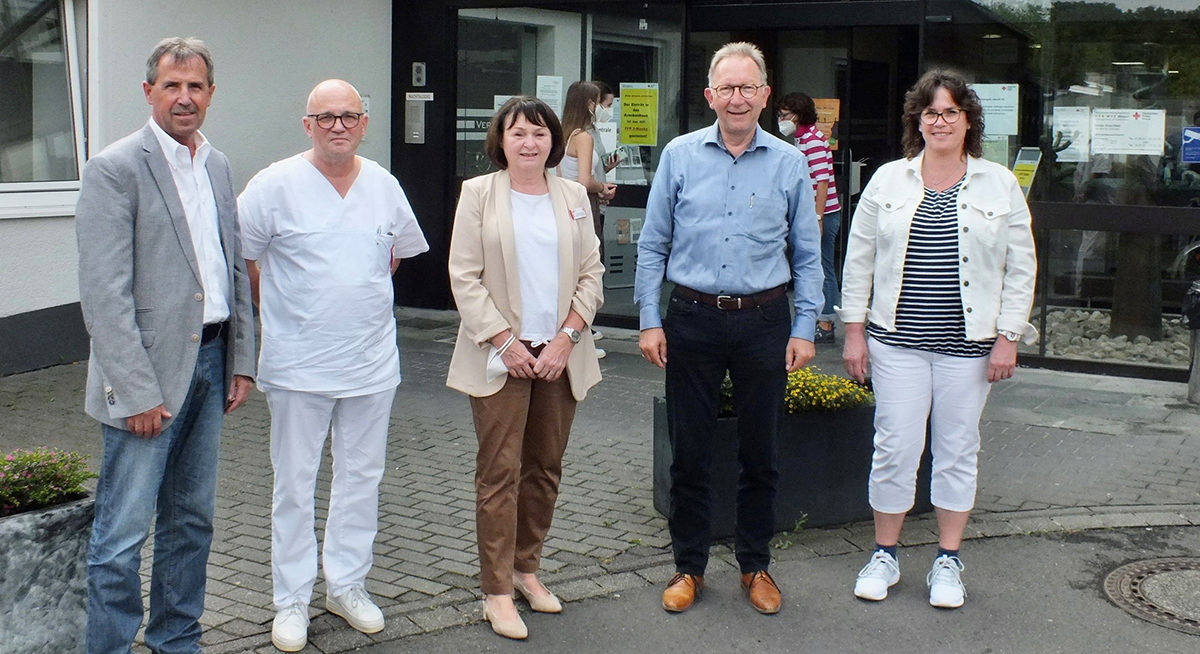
[446,170,604,401]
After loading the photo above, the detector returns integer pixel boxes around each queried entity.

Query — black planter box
[653,398,933,539]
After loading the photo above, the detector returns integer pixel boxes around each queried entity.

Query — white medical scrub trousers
[265,386,395,609]
[866,338,992,514]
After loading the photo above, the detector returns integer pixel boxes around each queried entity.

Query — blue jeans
[87,338,225,654]
[819,210,842,322]
[663,291,790,575]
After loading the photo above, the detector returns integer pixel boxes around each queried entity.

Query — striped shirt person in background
[778,93,841,343]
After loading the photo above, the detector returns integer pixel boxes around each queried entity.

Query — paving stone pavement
[4,307,1200,652]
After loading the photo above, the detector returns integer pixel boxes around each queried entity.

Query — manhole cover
[1104,557,1200,636]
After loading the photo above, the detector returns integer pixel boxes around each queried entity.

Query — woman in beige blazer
[446,96,603,641]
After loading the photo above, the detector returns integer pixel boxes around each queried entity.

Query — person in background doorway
[839,70,1037,609]
[447,96,604,641]
[560,80,616,356]
[237,79,429,651]
[778,92,842,344]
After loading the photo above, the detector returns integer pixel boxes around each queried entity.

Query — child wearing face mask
[778,92,841,344]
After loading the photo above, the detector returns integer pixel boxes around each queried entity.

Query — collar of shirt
[904,150,987,184]
[702,121,769,157]
[148,118,212,171]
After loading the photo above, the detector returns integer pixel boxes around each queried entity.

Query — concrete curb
[206,504,1200,654]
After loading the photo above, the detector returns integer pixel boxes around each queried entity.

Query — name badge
[571,207,588,221]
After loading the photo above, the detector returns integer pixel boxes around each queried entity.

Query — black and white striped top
[867,178,993,357]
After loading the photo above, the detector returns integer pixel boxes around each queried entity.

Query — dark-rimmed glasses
[710,84,766,99]
[920,108,963,125]
[306,112,364,129]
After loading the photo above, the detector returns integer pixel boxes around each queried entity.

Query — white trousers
[265,387,395,609]
[867,338,992,514]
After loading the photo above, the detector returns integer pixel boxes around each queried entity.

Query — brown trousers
[470,372,577,595]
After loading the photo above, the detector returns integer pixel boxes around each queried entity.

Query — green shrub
[0,447,96,518]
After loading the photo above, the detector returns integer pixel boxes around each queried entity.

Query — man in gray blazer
[75,37,254,654]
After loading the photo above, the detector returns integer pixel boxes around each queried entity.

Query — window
[0,0,85,204]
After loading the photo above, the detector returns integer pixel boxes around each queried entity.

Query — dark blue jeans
[663,291,790,576]
[87,338,225,654]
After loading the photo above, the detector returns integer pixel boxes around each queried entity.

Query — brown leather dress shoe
[741,570,781,614]
[662,572,703,612]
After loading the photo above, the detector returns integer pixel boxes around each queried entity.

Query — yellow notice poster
[814,98,840,150]
[619,83,659,146]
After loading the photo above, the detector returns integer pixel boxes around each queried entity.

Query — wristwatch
[997,329,1022,343]
[560,327,582,344]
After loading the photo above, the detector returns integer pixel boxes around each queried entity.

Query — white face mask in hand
[778,120,796,137]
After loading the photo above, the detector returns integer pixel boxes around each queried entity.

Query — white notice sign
[1052,106,1090,163]
[973,83,1019,136]
[1091,109,1166,156]
[536,75,564,118]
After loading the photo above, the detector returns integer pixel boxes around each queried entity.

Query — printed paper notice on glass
[972,83,1019,136]
[1091,109,1166,156]
[619,83,659,146]
[814,98,840,150]
[536,76,564,119]
[1051,106,1090,163]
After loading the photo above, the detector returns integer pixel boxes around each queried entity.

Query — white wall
[0,216,81,317]
[88,0,394,193]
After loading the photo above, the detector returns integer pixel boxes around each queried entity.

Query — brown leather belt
[201,321,227,344]
[674,284,787,310]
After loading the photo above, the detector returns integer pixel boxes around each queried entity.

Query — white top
[148,119,230,325]
[238,154,430,395]
[836,153,1039,344]
[509,189,560,343]
[559,129,605,190]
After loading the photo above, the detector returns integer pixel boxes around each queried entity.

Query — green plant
[0,447,96,518]
[720,367,874,416]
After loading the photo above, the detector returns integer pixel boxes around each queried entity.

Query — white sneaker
[271,600,309,652]
[854,550,901,601]
[927,555,966,608]
[591,329,604,341]
[327,584,385,634]
[595,347,607,359]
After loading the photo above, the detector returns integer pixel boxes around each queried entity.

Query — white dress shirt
[148,119,230,325]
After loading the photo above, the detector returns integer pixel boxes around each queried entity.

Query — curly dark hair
[777,92,818,126]
[484,96,565,170]
[901,70,984,159]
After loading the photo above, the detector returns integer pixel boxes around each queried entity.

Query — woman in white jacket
[838,70,1036,609]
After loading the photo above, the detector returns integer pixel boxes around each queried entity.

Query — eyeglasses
[711,84,766,99]
[920,108,963,125]
[306,112,364,129]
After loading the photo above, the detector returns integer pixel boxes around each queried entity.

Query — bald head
[306,79,363,114]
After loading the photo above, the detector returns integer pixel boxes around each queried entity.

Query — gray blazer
[76,124,255,429]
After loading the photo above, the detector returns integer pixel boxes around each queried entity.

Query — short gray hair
[707,42,767,87]
[146,37,214,86]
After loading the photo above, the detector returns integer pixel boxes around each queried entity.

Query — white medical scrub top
[238,154,429,396]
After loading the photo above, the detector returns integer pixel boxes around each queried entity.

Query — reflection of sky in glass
[978,0,1199,12]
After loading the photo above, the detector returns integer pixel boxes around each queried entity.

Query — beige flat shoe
[513,575,563,613]
[482,599,528,640]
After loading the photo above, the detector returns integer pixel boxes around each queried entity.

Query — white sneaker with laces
[327,584,385,633]
[854,550,900,601]
[927,555,966,608]
[271,600,309,652]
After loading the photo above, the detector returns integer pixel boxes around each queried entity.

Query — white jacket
[836,152,1038,344]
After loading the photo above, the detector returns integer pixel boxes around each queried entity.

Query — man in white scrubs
[237,79,429,652]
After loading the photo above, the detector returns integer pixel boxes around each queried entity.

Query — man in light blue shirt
[635,41,822,616]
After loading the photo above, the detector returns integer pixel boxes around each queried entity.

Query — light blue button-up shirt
[635,122,824,339]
